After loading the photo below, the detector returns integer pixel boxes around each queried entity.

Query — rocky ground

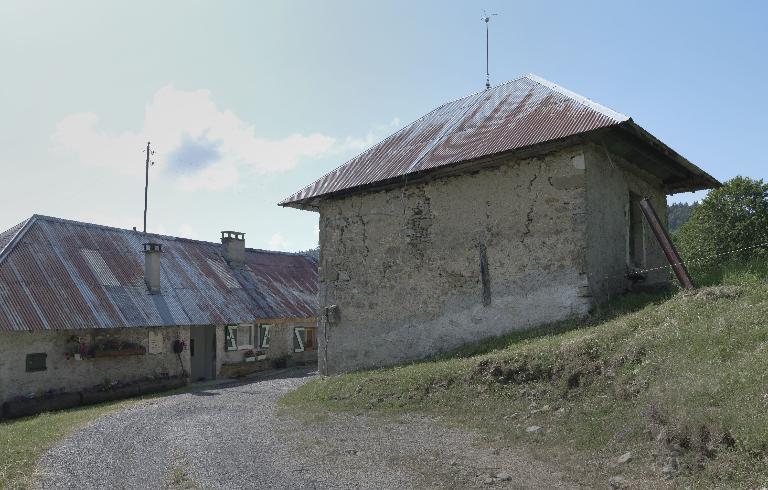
[35,369,579,489]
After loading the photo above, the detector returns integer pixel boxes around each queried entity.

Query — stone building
[0,215,318,406]
[281,74,720,374]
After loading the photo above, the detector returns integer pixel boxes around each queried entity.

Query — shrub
[675,176,768,266]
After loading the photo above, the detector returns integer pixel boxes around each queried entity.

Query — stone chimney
[143,242,163,293]
[221,231,245,267]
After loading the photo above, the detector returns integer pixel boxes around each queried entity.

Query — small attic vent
[206,258,241,289]
[80,249,120,287]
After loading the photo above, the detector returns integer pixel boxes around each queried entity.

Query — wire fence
[600,240,768,284]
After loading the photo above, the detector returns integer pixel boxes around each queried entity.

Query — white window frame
[258,324,271,349]
[294,327,305,353]
[237,324,255,350]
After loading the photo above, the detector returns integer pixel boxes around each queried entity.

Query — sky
[1,1,766,251]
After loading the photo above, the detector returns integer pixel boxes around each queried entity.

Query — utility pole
[143,141,155,233]
[482,11,498,90]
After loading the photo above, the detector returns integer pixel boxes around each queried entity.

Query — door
[189,326,216,381]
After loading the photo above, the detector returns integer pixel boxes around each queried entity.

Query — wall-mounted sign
[148,330,163,354]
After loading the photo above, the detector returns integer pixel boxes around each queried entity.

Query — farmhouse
[281,74,720,374]
[0,215,318,408]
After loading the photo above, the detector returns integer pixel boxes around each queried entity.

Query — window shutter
[225,326,238,351]
[26,353,47,372]
[259,325,271,348]
[294,328,305,352]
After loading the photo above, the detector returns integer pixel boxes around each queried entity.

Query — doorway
[189,326,216,381]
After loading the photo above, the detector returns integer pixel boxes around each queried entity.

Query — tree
[675,176,768,264]
[668,202,698,231]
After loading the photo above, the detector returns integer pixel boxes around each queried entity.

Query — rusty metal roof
[280,74,718,208]
[0,215,318,332]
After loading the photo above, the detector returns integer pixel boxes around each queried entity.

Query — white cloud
[267,233,290,251]
[52,85,338,191]
[335,117,402,153]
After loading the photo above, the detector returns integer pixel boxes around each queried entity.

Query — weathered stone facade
[0,326,189,403]
[1,320,320,404]
[317,144,669,374]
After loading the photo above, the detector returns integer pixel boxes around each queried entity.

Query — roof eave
[618,120,722,193]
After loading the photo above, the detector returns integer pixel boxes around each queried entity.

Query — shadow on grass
[435,289,673,360]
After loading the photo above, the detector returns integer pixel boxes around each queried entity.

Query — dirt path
[35,369,579,489]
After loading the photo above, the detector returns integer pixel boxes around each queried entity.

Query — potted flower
[243,349,256,362]
[255,350,267,361]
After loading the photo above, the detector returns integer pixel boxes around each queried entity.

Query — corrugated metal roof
[280,74,718,208]
[0,215,318,332]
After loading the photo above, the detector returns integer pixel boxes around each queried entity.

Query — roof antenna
[482,11,498,90]
[143,141,155,234]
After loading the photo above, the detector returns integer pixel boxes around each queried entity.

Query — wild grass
[281,260,768,488]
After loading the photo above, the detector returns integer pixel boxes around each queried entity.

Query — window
[294,327,317,353]
[26,353,47,372]
[258,324,271,349]
[237,324,255,349]
[224,326,238,351]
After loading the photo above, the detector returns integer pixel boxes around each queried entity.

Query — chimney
[221,231,245,267]
[143,242,163,293]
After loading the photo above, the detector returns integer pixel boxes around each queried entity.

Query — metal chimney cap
[142,242,163,253]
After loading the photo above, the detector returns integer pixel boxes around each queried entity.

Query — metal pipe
[639,197,695,290]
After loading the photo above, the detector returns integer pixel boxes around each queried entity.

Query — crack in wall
[357,197,370,257]
[520,168,541,246]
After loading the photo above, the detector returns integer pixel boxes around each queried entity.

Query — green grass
[281,260,768,488]
[0,386,193,489]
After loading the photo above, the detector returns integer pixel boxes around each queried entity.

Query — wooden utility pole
[143,141,154,234]
[639,197,695,290]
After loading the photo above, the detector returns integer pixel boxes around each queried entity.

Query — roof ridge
[522,73,629,122]
[0,216,36,266]
[18,215,312,258]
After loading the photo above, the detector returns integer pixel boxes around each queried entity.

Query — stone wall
[584,144,669,302]
[0,326,189,403]
[318,146,593,374]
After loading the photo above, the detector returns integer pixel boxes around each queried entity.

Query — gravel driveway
[36,369,578,489]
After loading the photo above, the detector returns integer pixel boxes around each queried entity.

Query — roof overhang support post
[639,198,695,290]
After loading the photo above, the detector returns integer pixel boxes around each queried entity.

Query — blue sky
[1,1,766,251]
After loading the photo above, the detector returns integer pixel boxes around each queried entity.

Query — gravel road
[36,369,579,489]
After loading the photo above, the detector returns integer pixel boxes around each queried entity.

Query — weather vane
[482,11,498,90]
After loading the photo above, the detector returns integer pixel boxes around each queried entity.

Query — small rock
[496,472,512,481]
[661,462,677,478]
[526,425,542,433]
[555,408,566,416]
[609,476,626,488]
[617,451,633,464]
[541,404,551,411]
[491,448,500,455]
[448,459,457,466]
[483,477,495,485]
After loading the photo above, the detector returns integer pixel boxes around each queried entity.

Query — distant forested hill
[668,202,698,231]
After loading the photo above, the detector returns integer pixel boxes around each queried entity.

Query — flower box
[91,347,146,358]
[256,354,267,361]
[244,357,256,362]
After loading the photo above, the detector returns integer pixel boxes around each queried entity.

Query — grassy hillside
[281,261,768,488]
